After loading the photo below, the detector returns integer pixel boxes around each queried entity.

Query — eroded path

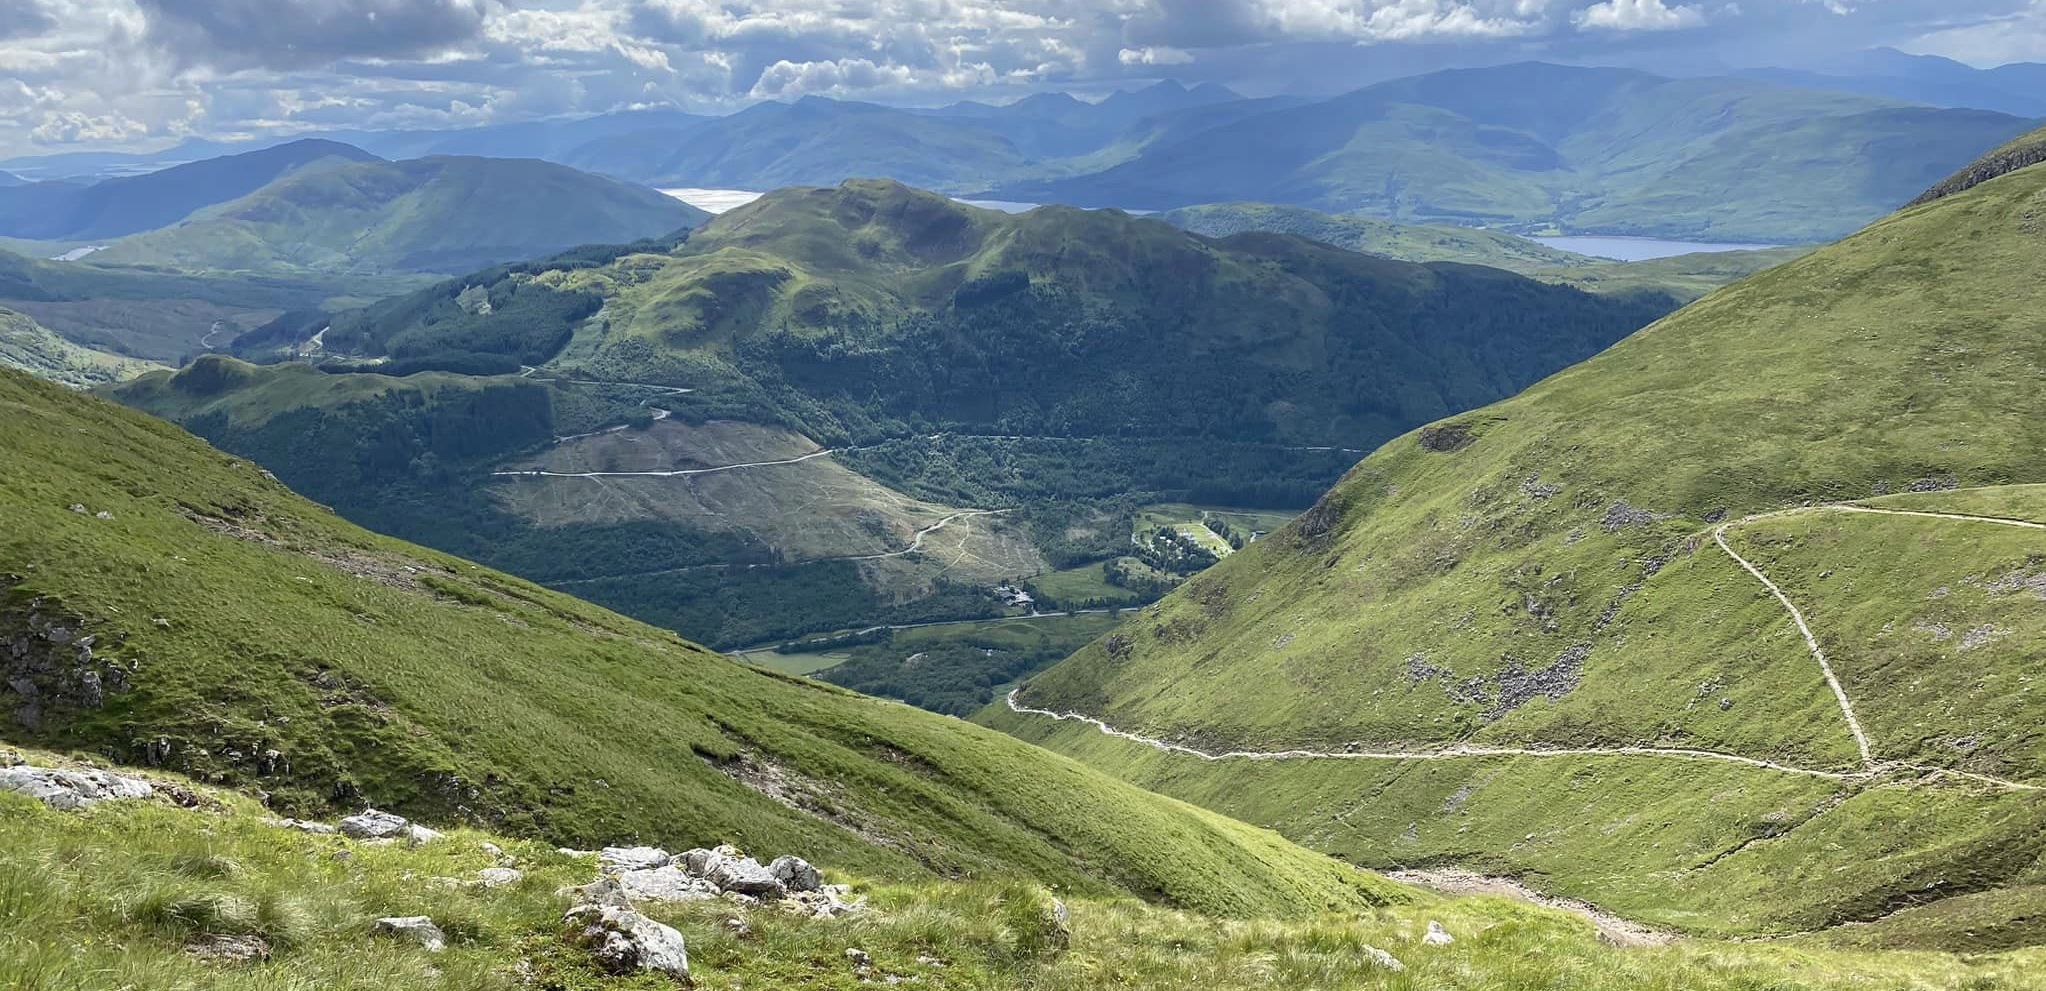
[1005,499,2046,794]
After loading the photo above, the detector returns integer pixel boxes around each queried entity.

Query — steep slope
[0,140,380,240]
[995,63,2037,241]
[0,365,1405,918]
[90,156,707,276]
[116,181,1671,649]
[0,305,157,386]
[0,246,421,364]
[991,129,2046,942]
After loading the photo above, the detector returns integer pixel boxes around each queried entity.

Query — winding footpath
[1006,499,2046,795]
[491,447,838,480]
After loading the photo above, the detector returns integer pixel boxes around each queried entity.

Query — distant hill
[0,140,380,240]
[993,127,2046,945]
[1163,202,1811,302]
[1742,48,2046,118]
[114,180,1672,651]
[89,156,708,276]
[1162,202,1595,270]
[992,63,2038,242]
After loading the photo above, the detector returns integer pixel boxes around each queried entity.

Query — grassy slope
[91,157,707,276]
[0,367,1412,920]
[0,306,157,387]
[989,141,2046,938]
[10,749,2037,990]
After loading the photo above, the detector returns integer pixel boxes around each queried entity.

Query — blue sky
[1,0,2041,158]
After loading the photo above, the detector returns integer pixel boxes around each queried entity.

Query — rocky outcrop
[770,855,822,893]
[600,845,671,873]
[0,765,152,810]
[3,596,134,731]
[618,866,720,903]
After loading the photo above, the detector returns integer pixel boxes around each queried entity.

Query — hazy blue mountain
[1742,48,2046,117]
[0,139,381,240]
[989,62,2037,241]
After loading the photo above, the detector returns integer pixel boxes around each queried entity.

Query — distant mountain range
[1740,48,2046,119]
[992,63,2037,242]
[7,64,2033,243]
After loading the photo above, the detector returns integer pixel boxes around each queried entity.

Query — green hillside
[90,157,706,277]
[1161,202,1810,302]
[0,305,157,387]
[0,365,1409,919]
[990,130,2046,943]
[999,63,2037,242]
[0,245,425,363]
[114,181,1670,652]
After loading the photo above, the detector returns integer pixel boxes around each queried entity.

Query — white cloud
[1574,0,1709,31]
[1119,45,1193,64]
[748,57,918,98]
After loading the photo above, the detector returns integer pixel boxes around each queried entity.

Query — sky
[1,0,2042,159]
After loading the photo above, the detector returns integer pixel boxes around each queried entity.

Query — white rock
[1422,920,1454,946]
[404,823,442,846]
[1363,945,1406,971]
[374,916,447,953]
[770,855,823,892]
[845,947,872,970]
[338,809,410,839]
[619,865,720,903]
[600,845,670,874]
[474,867,523,888]
[0,766,152,810]
[267,817,338,835]
[564,903,690,981]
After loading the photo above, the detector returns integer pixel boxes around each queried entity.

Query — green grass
[992,141,2046,941]
[1026,563,1145,608]
[1,367,1404,920]
[4,753,2041,990]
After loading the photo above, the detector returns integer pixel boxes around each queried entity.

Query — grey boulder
[770,855,822,892]
[338,809,410,840]
[564,903,690,982]
[599,845,670,874]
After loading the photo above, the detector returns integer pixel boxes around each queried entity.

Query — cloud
[0,1,57,40]
[137,0,488,68]
[0,0,2039,159]
[1574,0,1710,31]
[1119,45,1194,64]
[748,57,918,98]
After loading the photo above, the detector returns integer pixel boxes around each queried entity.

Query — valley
[5,36,2046,983]
[990,126,2046,947]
